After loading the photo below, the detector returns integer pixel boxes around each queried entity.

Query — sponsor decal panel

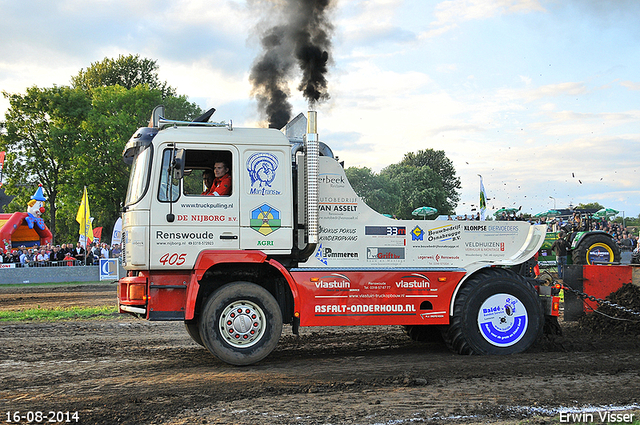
[411,226,424,241]
[367,247,405,260]
[178,202,234,210]
[416,253,461,265]
[395,273,431,290]
[318,204,358,212]
[318,195,359,220]
[464,241,506,252]
[318,173,347,188]
[314,274,352,290]
[175,214,233,222]
[314,244,359,265]
[155,230,216,247]
[318,225,358,242]
[365,226,406,236]
[463,224,520,236]
[427,224,461,242]
[314,303,417,314]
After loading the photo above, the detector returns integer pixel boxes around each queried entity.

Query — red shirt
[204,173,231,196]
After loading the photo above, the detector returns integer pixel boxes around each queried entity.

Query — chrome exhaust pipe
[306,111,319,246]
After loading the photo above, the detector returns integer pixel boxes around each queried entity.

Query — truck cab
[122,125,295,270]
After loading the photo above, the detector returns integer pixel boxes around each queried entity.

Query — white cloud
[524,82,587,101]
[421,0,546,38]
[621,81,640,91]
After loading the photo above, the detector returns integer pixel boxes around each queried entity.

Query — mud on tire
[441,268,543,355]
[199,281,283,366]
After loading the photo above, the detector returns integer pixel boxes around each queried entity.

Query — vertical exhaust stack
[306,111,319,246]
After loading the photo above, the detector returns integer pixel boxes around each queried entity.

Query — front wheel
[199,281,283,366]
[184,320,204,347]
[442,268,543,355]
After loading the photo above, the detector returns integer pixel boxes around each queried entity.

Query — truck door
[239,148,293,253]
[149,144,240,269]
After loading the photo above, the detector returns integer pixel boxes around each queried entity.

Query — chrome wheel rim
[219,300,266,348]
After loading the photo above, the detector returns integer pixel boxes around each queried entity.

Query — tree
[575,202,605,211]
[0,86,91,243]
[398,149,461,208]
[344,150,461,219]
[380,164,451,219]
[71,85,202,240]
[345,167,399,216]
[71,54,176,98]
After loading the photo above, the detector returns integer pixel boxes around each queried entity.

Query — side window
[182,149,233,197]
[158,149,180,202]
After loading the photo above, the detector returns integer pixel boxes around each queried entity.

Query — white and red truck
[118,107,557,365]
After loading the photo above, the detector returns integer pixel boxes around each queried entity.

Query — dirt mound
[578,283,640,336]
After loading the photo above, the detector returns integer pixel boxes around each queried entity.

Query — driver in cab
[202,161,231,196]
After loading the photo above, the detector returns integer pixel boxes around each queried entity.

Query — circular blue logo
[477,294,528,347]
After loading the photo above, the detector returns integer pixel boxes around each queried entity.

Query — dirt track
[1,283,640,425]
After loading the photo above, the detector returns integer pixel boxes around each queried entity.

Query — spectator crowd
[0,241,122,267]
[540,214,638,253]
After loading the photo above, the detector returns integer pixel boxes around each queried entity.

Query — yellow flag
[76,187,93,244]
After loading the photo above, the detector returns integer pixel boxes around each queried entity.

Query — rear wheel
[199,281,282,366]
[572,234,621,265]
[442,268,543,355]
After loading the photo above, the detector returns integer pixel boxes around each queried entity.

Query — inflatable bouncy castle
[0,185,53,250]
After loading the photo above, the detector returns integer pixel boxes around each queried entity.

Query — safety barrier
[1,260,85,268]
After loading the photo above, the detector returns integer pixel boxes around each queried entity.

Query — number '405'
[159,253,186,266]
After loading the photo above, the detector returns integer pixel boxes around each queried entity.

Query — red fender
[185,250,300,320]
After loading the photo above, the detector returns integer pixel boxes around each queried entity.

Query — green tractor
[539,211,621,266]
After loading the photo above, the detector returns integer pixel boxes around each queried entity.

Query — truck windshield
[125,145,152,206]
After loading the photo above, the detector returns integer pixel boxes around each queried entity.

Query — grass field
[0,305,118,322]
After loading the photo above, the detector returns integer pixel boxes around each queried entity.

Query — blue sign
[99,258,119,281]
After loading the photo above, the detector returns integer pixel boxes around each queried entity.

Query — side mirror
[172,149,186,180]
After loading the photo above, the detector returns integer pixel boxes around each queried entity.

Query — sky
[1,0,639,219]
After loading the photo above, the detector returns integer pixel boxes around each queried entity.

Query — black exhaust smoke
[249,0,333,129]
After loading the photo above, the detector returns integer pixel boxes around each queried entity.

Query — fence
[0,261,126,284]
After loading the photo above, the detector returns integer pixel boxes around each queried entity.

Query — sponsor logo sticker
[367,247,405,260]
[365,226,406,236]
[315,244,359,265]
[247,152,281,195]
[411,226,424,241]
[250,204,281,236]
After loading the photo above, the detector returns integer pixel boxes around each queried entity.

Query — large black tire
[199,281,283,366]
[442,268,543,355]
[572,233,621,265]
[403,325,444,343]
[184,320,204,347]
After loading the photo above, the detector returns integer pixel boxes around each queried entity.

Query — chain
[559,283,640,318]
